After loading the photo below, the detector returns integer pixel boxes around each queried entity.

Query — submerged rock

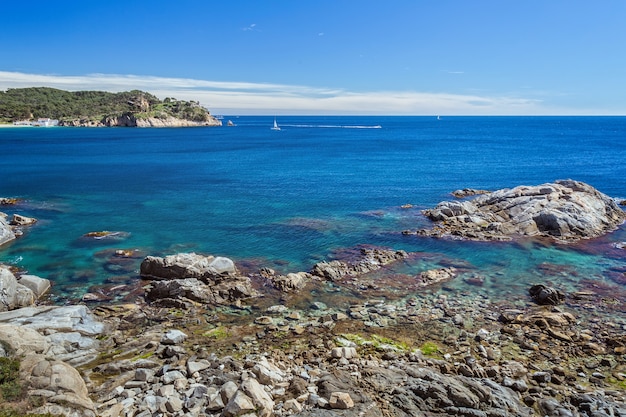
[412,180,626,242]
[416,267,457,287]
[529,284,565,306]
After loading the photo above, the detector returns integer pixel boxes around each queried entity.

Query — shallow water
[1,116,625,305]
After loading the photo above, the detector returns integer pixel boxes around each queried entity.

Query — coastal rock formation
[0,267,45,311]
[259,268,312,292]
[311,247,409,281]
[78,289,626,417]
[102,113,221,127]
[0,214,16,246]
[141,253,257,306]
[0,305,107,417]
[63,114,222,128]
[410,180,626,241]
[9,213,37,226]
[140,253,237,280]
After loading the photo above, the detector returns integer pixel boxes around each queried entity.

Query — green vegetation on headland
[0,87,218,126]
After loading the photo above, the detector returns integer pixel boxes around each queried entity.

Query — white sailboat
[271,117,281,131]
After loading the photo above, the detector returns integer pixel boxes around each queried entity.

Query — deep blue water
[1,116,625,303]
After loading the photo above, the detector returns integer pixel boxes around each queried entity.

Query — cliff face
[60,113,222,127]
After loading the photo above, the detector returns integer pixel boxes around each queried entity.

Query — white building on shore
[13,118,59,127]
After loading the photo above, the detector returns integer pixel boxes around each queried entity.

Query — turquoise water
[1,116,625,303]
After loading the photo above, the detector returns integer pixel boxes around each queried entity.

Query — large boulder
[0,214,16,247]
[141,253,257,306]
[140,253,237,282]
[0,266,36,311]
[413,180,626,241]
[20,354,96,417]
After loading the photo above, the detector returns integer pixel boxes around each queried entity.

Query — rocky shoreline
[59,114,222,128]
[1,180,626,417]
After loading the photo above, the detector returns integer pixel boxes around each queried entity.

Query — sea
[1,116,626,307]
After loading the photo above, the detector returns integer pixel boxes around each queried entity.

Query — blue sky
[1,0,625,115]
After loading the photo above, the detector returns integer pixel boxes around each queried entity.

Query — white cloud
[243,23,257,31]
[0,70,566,115]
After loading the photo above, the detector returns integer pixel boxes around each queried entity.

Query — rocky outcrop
[62,113,222,127]
[141,253,258,306]
[259,268,312,292]
[410,180,626,241]
[0,213,16,247]
[0,305,107,417]
[311,247,409,281]
[0,266,46,311]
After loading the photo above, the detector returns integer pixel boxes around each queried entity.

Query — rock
[0,198,21,205]
[252,358,285,385]
[222,390,256,417]
[0,324,49,355]
[0,267,36,311]
[145,276,257,306]
[452,188,490,198]
[0,267,18,311]
[160,329,187,345]
[220,380,239,404]
[0,305,106,366]
[240,377,275,417]
[0,214,16,247]
[187,358,211,375]
[17,274,51,298]
[416,180,626,241]
[329,392,355,409]
[20,354,96,417]
[529,284,565,305]
[140,253,237,281]
[255,316,273,325]
[10,213,37,226]
[82,231,130,241]
[311,246,409,281]
[416,267,457,287]
[266,271,311,292]
[331,347,358,359]
[142,253,257,306]
[284,398,303,413]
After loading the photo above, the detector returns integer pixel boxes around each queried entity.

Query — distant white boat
[271,117,281,131]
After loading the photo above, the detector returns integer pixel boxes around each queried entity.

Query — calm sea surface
[1,116,625,303]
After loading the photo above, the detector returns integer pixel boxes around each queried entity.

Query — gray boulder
[18,274,51,298]
[141,253,257,306]
[140,253,237,281]
[0,214,16,247]
[415,180,626,241]
[0,266,36,311]
[0,305,106,366]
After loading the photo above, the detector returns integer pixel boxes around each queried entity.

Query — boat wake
[280,124,382,129]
